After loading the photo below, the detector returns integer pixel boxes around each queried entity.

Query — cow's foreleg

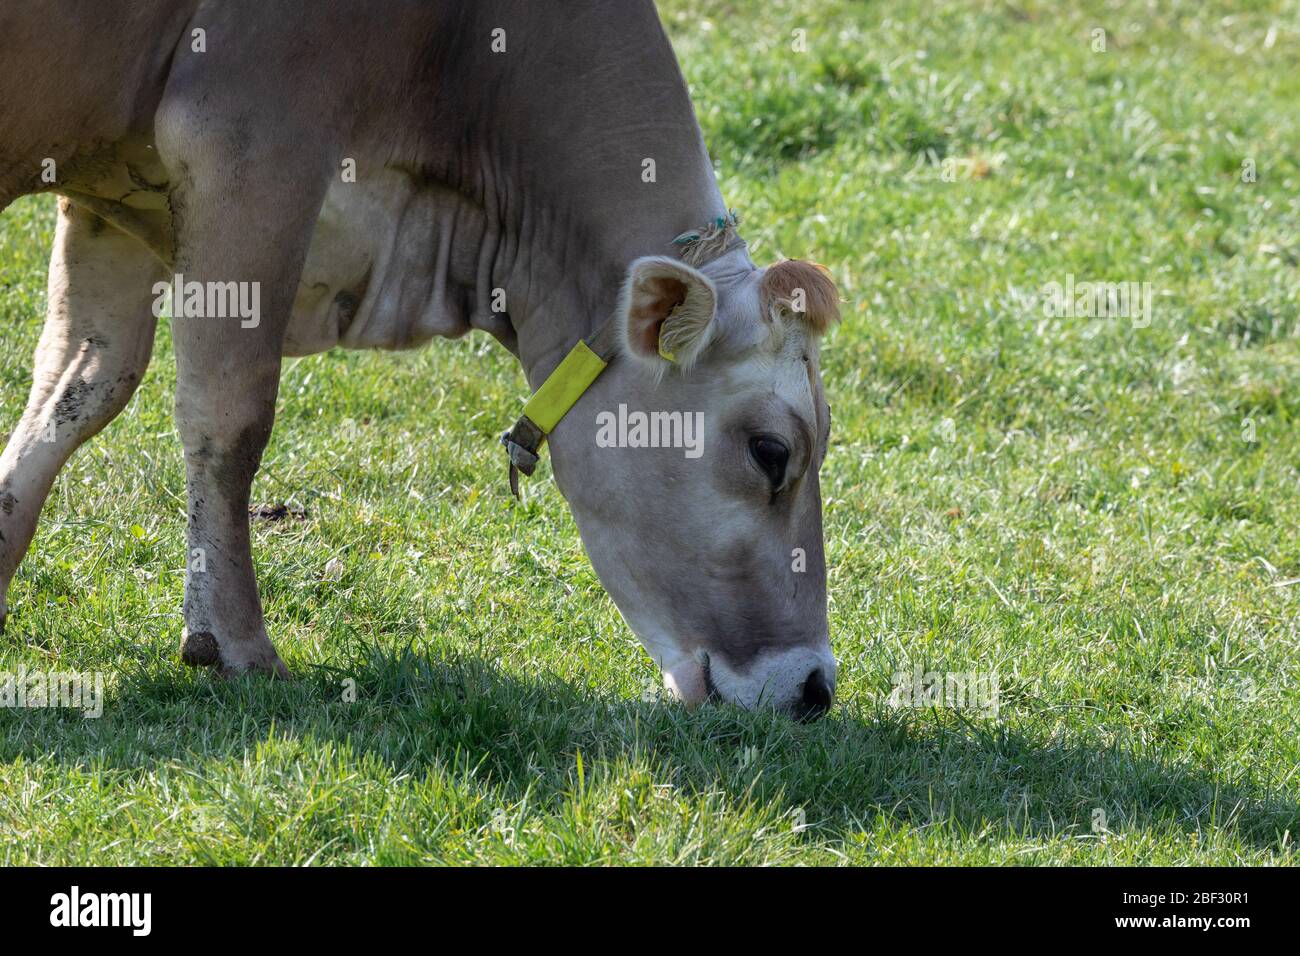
[0,199,161,630]
[164,140,327,678]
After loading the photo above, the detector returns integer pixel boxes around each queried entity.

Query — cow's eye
[749,435,789,489]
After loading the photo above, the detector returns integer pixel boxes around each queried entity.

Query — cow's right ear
[617,256,717,371]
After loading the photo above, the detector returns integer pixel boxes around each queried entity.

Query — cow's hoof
[180,628,291,679]
[180,630,222,667]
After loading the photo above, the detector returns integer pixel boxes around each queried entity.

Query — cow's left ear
[617,256,717,370]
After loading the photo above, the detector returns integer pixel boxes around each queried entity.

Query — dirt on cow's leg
[157,81,331,679]
[0,199,161,630]
[170,283,296,678]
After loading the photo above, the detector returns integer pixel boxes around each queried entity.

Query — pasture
[0,0,1297,864]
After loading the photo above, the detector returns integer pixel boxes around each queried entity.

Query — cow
[0,1,841,719]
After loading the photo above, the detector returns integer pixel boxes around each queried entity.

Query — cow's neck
[467,5,734,389]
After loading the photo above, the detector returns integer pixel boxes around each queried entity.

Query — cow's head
[547,253,840,720]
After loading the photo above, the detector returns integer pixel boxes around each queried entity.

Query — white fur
[663,646,837,711]
[709,646,838,710]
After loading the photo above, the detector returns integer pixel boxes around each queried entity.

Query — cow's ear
[617,256,717,370]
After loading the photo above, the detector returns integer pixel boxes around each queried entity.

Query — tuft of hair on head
[760,260,841,335]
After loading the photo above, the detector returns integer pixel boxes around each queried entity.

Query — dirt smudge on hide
[333,267,371,337]
[52,377,99,426]
[208,422,274,525]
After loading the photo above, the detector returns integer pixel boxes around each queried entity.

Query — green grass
[1,0,1298,865]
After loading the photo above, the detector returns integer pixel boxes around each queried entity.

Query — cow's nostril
[798,668,833,721]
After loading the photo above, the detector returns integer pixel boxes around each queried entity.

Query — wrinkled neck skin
[425,2,740,386]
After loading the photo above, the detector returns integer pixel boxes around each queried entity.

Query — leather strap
[499,314,622,499]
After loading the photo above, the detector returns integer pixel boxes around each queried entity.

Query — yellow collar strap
[500,316,622,499]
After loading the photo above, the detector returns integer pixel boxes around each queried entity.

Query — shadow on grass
[2,640,1296,855]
